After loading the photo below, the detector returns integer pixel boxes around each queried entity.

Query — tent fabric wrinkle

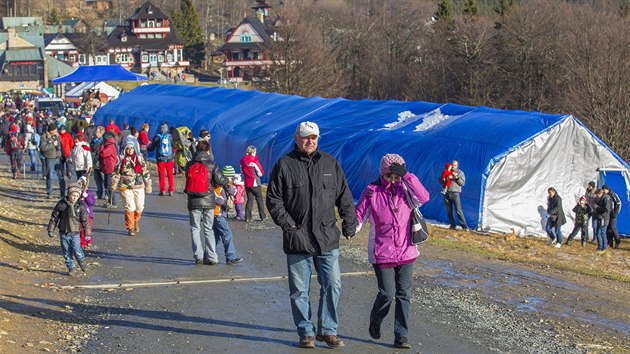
[93,84,630,236]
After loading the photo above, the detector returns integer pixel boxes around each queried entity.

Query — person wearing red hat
[565,196,593,247]
[5,123,24,179]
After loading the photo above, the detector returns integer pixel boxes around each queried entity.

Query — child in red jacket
[439,163,453,194]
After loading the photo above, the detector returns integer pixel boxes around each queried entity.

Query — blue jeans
[371,263,414,337]
[595,219,608,250]
[27,149,36,170]
[45,158,65,197]
[213,215,238,261]
[60,233,85,270]
[287,248,341,337]
[189,209,217,262]
[545,219,563,244]
[93,169,104,199]
[444,192,468,229]
[103,173,118,206]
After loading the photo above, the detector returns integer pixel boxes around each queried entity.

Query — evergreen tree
[495,0,514,17]
[171,0,205,65]
[434,0,453,23]
[48,8,61,25]
[463,0,479,18]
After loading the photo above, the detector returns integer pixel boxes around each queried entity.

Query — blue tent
[93,84,630,236]
[51,64,148,84]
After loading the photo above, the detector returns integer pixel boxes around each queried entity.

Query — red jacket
[138,130,150,149]
[105,122,121,136]
[239,154,264,188]
[59,132,75,157]
[99,136,119,174]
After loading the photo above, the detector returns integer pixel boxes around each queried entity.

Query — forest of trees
[13,0,630,160]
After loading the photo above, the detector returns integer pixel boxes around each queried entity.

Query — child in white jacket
[72,134,92,179]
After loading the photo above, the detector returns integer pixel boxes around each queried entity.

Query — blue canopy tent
[51,64,148,84]
[93,84,630,236]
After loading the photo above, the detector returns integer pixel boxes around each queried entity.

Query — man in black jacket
[602,185,622,249]
[184,140,227,265]
[266,121,357,349]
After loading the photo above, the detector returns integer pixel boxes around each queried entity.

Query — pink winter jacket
[355,172,430,265]
[234,184,245,204]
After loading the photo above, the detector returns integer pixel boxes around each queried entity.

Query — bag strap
[401,180,420,209]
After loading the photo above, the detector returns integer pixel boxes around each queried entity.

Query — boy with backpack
[565,196,592,247]
[213,183,243,264]
[602,185,622,249]
[148,123,175,196]
[184,140,227,265]
[47,184,90,276]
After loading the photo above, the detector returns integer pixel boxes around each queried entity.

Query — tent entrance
[598,168,630,236]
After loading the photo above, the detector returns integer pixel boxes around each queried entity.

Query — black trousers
[606,216,620,247]
[245,186,266,221]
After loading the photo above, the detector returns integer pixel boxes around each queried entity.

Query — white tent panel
[65,82,120,99]
[482,117,625,236]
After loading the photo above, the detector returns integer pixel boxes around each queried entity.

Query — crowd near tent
[93,84,630,237]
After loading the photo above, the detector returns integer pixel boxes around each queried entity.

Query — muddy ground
[0,163,628,353]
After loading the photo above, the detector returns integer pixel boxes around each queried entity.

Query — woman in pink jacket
[354,153,429,349]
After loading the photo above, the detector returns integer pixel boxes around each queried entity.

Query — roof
[65,33,110,52]
[242,17,271,42]
[0,31,45,49]
[61,19,85,27]
[128,1,169,20]
[5,48,44,61]
[107,25,185,49]
[46,55,74,78]
[1,17,44,28]
[52,64,148,83]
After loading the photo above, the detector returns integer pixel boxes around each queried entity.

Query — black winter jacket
[266,147,357,255]
[185,150,227,210]
[48,198,90,236]
[547,195,566,226]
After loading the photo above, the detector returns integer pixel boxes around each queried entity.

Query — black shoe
[394,335,411,349]
[368,318,381,339]
[203,260,218,265]
[226,257,243,265]
[449,225,456,230]
[168,191,174,196]
[462,226,469,231]
[103,202,110,208]
[158,192,165,196]
[565,239,571,246]
[78,260,87,272]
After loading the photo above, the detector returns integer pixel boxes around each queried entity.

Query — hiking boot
[565,238,571,246]
[581,240,585,247]
[67,268,76,276]
[128,229,136,236]
[368,318,381,339]
[194,259,203,265]
[298,336,315,349]
[449,225,457,230]
[158,192,165,196]
[226,257,243,265]
[203,260,218,265]
[103,202,110,208]
[168,191,174,196]
[547,239,554,246]
[78,260,87,272]
[394,336,411,349]
[315,334,345,348]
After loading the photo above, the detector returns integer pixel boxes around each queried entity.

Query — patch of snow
[414,109,458,132]
[380,109,459,131]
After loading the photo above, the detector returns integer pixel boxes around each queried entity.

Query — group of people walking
[546,182,623,250]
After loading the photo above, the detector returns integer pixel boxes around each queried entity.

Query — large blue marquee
[94,84,630,236]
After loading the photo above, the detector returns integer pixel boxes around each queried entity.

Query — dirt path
[0,159,628,353]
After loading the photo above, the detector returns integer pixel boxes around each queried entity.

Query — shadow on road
[86,249,192,266]
[0,295,299,347]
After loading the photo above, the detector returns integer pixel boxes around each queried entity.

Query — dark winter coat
[595,195,612,226]
[547,194,566,226]
[39,131,62,160]
[266,147,358,255]
[572,204,592,226]
[185,150,227,210]
[48,198,90,237]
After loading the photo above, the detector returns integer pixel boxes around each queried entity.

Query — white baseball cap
[296,121,320,137]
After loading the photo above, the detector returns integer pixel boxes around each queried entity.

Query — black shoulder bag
[402,180,429,244]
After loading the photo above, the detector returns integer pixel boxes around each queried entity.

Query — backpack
[30,132,39,146]
[609,191,622,216]
[8,133,19,151]
[184,162,209,196]
[157,133,173,159]
[225,194,234,212]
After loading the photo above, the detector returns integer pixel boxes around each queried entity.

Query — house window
[148,34,155,39]
[156,33,163,39]
[116,53,129,63]
[232,52,240,60]
[240,34,252,43]
[157,20,162,27]
[140,34,146,39]
[167,53,173,62]
[55,52,64,60]
[78,54,86,64]
[253,52,260,59]
[69,54,76,62]
[140,20,146,28]
[142,54,148,62]
[121,34,127,42]
[148,20,155,28]
[158,54,164,62]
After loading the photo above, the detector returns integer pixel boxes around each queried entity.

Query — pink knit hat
[380,154,405,176]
